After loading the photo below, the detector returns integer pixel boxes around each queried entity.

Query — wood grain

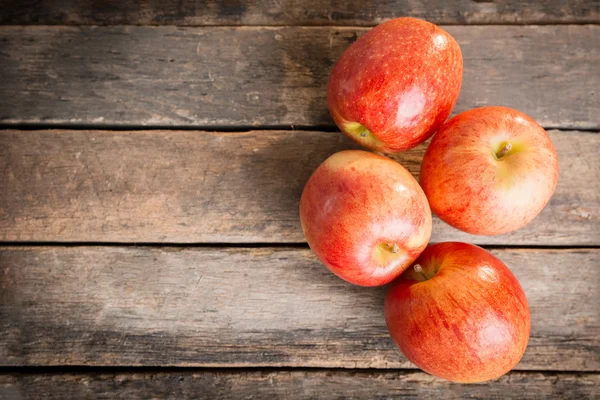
[0,0,598,26]
[1,246,598,370]
[1,371,599,400]
[1,129,597,245]
[0,26,597,129]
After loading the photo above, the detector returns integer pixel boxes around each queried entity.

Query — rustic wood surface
[1,370,599,400]
[1,246,598,370]
[1,2,599,397]
[0,26,597,130]
[1,129,597,245]
[1,0,598,26]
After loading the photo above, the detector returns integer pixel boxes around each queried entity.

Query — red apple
[327,17,463,153]
[300,150,432,286]
[420,106,558,235]
[385,242,530,383]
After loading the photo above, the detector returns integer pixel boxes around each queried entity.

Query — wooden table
[0,2,598,398]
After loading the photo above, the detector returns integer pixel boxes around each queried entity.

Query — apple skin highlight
[420,106,559,235]
[385,242,531,383]
[300,150,432,286]
[327,17,463,153]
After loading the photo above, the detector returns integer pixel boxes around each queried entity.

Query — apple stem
[496,142,513,159]
[386,243,400,254]
[414,264,430,280]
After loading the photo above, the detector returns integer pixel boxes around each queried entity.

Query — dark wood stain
[0,0,597,25]
[1,370,599,399]
[216,0,248,18]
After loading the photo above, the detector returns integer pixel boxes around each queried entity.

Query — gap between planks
[0,242,599,251]
[0,365,598,374]
[0,124,598,133]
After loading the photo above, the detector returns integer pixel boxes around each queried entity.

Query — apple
[300,150,432,286]
[385,242,530,383]
[420,106,559,235]
[327,17,463,153]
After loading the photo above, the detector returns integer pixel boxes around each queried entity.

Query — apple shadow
[237,25,427,242]
[227,27,418,364]
[287,251,394,358]
[231,27,361,242]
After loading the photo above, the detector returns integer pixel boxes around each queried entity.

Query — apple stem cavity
[414,264,431,280]
[495,142,513,159]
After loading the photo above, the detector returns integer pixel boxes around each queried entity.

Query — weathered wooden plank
[0,0,598,26]
[1,371,598,400]
[0,130,597,245]
[1,247,598,370]
[0,26,597,129]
